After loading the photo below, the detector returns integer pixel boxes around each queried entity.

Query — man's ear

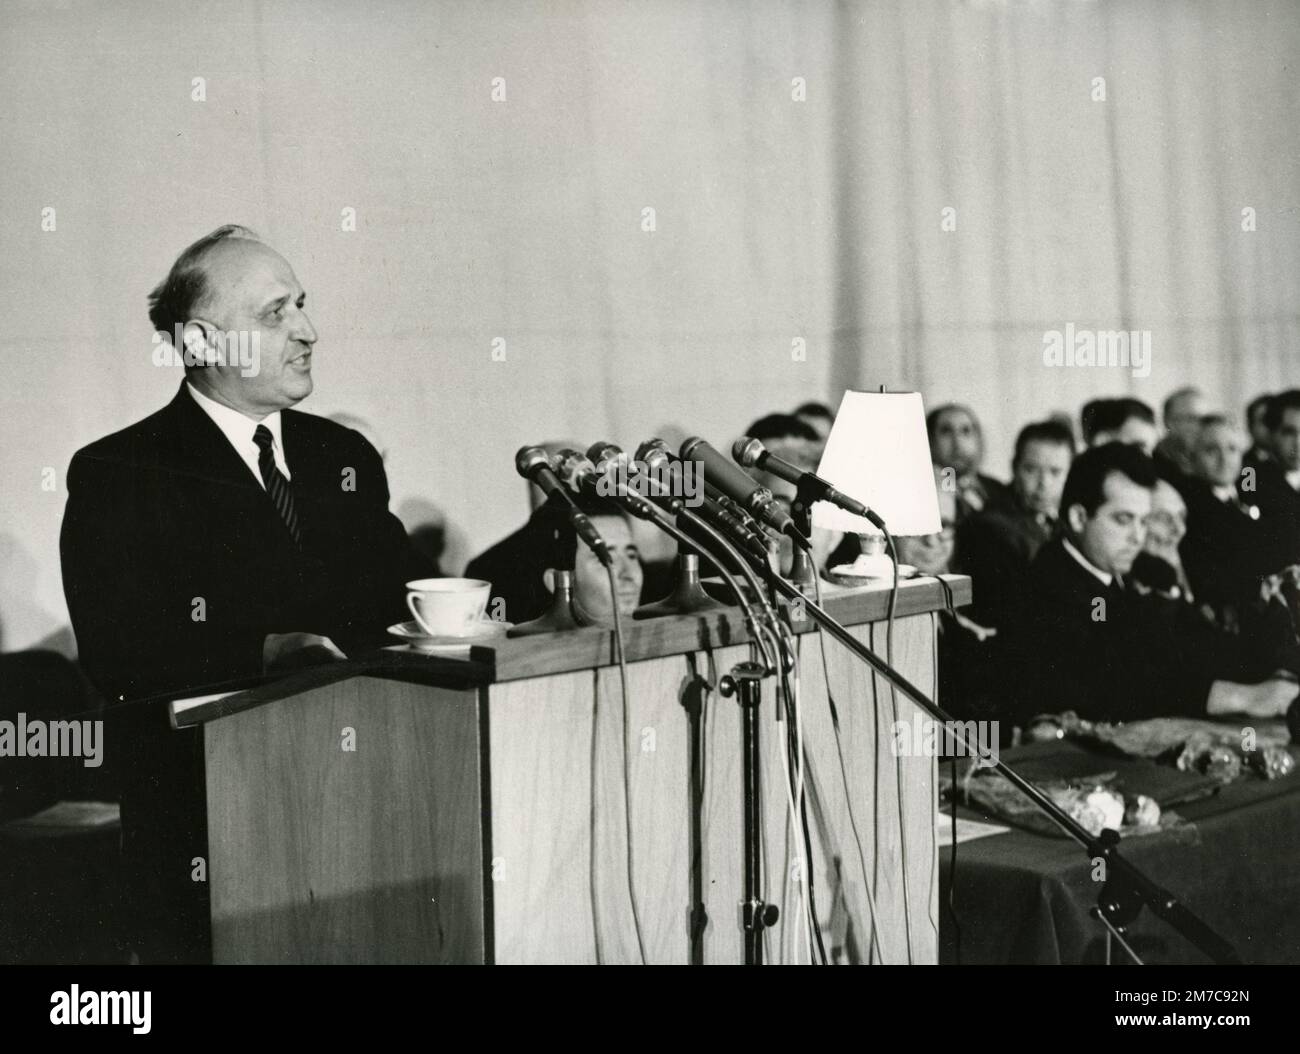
[542,567,556,593]
[181,319,218,367]
[1065,503,1088,536]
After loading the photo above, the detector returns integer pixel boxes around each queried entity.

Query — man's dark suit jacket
[953,500,1054,629]
[1181,482,1273,615]
[1245,459,1300,571]
[1004,538,1257,725]
[59,381,428,961]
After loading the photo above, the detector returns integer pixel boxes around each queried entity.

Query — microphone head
[679,436,706,461]
[732,436,764,469]
[552,448,597,492]
[586,441,629,477]
[515,445,553,480]
[636,437,674,472]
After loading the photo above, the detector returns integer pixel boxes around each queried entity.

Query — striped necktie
[252,424,302,545]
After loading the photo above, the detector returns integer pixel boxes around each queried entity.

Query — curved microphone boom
[679,437,809,549]
[563,444,780,670]
[515,445,612,567]
[635,439,770,563]
[732,436,887,531]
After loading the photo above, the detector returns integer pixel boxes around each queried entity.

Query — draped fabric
[1,0,1298,650]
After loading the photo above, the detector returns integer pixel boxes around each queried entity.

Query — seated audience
[1180,414,1273,626]
[1005,443,1299,724]
[926,403,1010,521]
[954,420,1073,631]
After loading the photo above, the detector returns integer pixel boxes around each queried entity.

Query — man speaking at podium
[60,225,429,962]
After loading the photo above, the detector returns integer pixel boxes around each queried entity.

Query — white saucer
[827,563,918,581]
[387,619,513,651]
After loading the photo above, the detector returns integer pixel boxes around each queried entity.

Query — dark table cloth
[939,741,1300,964]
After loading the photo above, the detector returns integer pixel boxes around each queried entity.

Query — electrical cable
[881,529,914,963]
[812,570,886,964]
[607,563,648,965]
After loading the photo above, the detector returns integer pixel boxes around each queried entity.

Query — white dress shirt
[185,382,291,488]
[1062,536,1113,587]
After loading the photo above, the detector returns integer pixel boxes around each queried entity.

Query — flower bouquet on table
[1025,711,1296,784]
[948,766,1175,840]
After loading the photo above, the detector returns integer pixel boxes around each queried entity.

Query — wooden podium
[170,575,969,964]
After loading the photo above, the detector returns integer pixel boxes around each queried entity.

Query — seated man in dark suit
[1246,388,1300,571]
[60,225,430,962]
[1242,392,1274,478]
[1005,443,1299,725]
[1152,385,1207,487]
[954,419,1073,631]
[926,403,1009,521]
[1180,415,1275,627]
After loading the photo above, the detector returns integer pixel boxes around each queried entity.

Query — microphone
[732,435,887,531]
[558,446,665,525]
[554,448,601,493]
[515,446,612,567]
[586,441,631,478]
[634,439,770,563]
[679,436,808,547]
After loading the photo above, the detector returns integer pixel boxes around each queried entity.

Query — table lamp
[812,390,943,578]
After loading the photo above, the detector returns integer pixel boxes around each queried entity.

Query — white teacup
[406,578,491,638]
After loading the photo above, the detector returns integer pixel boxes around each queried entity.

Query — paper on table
[935,815,1010,847]
[169,690,239,718]
[7,800,120,829]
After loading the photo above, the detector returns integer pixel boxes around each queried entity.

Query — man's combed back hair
[147,225,260,345]
[1246,392,1273,430]
[1264,389,1300,432]
[1060,441,1158,518]
[793,401,834,423]
[1080,397,1154,444]
[745,413,820,444]
[925,403,981,446]
[1012,419,1076,466]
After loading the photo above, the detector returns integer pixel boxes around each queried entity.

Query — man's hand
[263,632,347,672]
[1206,678,1299,719]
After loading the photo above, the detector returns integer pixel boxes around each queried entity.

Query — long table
[939,740,1300,964]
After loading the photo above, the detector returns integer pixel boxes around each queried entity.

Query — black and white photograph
[0,0,1297,1017]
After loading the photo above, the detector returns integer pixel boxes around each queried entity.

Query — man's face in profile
[1069,471,1151,577]
[930,409,981,474]
[189,239,318,417]
[572,514,643,625]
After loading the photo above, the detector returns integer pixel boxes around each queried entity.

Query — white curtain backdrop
[2,0,1298,652]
